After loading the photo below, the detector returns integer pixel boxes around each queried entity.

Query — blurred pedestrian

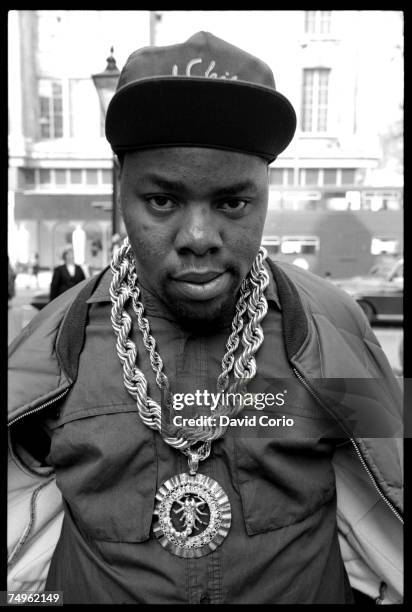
[49,247,86,301]
[8,257,16,305]
[32,253,40,288]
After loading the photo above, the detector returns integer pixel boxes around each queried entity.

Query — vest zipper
[292,367,403,524]
[7,478,56,567]
[8,388,70,565]
[8,388,70,427]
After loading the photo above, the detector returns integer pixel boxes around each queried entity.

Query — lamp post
[92,47,120,238]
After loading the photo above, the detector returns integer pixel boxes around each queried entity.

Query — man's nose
[175,205,223,256]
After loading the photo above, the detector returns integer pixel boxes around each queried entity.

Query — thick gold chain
[110,237,269,457]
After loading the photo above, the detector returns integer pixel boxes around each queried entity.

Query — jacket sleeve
[7,433,63,592]
[334,443,403,604]
[8,274,105,591]
[8,285,84,591]
[281,263,403,603]
[327,286,403,603]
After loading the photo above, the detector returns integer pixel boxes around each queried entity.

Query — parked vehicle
[331,258,403,323]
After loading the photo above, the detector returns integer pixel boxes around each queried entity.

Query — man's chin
[165,293,237,332]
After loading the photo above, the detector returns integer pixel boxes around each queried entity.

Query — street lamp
[92,47,120,237]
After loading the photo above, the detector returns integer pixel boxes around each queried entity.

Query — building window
[323,169,337,185]
[304,11,331,35]
[281,236,320,255]
[326,196,349,211]
[85,170,98,185]
[363,191,402,211]
[39,169,51,185]
[382,192,402,211]
[19,168,112,192]
[280,193,321,211]
[39,79,63,139]
[371,238,399,256]
[270,169,283,185]
[70,169,82,184]
[286,169,295,186]
[102,169,112,184]
[345,190,362,210]
[269,168,298,187]
[24,169,36,188]
[341,169,356,185]
[21,167,115,190]
[298,169,322,187]
[262,236,281,257]
[55,169,66,185]
[303,169,319,186]
[301,69,330,133]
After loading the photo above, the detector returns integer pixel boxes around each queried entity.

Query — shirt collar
[87,261,281,311]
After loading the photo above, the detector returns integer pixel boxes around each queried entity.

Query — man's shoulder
[8,269,111,422]
[9,269,110,359]
[271,259,358,304]
[268,258,368,331]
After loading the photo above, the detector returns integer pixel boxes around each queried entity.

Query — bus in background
[262,185,402,279]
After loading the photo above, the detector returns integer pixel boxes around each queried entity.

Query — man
[32,253,40,288]
[8,32,402,604]
[49,246,86,301]
[8,256,16,304]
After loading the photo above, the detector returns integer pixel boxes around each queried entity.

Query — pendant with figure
[153,472,231,558]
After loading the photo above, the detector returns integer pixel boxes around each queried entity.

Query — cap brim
[106,77,296,162]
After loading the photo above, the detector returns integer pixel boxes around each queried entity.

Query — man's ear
[113,155,122,212]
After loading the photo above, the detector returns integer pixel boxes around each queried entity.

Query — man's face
[120,147,269,327]
[64,249,74,265]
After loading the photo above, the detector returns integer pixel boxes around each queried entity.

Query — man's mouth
[171,270,231,301]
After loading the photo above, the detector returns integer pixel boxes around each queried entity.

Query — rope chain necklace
[110,237,269,557]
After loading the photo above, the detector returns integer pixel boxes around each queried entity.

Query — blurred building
[8,10,150,273]
[8,10,403,276]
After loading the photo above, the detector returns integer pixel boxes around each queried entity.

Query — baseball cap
[106,31,297,162]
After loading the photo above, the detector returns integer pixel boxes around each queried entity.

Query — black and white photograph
[7,10,403,605]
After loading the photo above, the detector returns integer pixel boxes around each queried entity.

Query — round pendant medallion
[153,473,231,558]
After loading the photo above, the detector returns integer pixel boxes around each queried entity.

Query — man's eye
[219,199,248,212]
[146,196,176,210]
